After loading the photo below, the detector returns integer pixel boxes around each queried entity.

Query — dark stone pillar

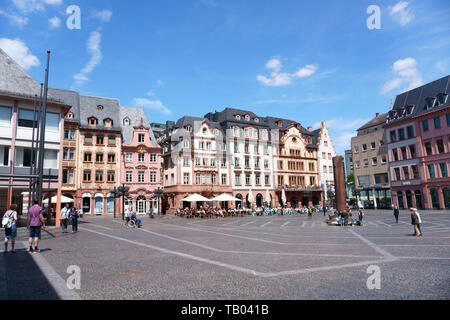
[333,156,347,212]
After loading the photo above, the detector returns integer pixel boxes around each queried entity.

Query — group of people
[60,203,80,234]
[176,205,328,218]
[2,200,46,254]
[327,207,364,226]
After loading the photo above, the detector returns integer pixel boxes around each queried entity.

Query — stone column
[438,187,445,210]
[332,156,346,212]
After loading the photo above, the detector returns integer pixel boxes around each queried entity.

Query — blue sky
[1,0,449,155]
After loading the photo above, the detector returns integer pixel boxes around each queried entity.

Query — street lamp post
[153,188,164,216]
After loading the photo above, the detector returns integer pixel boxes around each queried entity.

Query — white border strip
[21,242,82,300]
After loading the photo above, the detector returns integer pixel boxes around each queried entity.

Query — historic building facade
[120,107,163,215]
[76,96,122,215]
[49,89,81,204]
[316,121,337,204]
[160,117,232,212]
[387,75,450,210]
[272,121,322,208]
[205,109,275,208]
[351,113,391,209]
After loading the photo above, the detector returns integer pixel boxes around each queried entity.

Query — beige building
[351,113,391,209]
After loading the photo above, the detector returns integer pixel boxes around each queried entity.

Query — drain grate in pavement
[119,269,150,276]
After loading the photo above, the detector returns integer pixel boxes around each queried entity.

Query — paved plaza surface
[1,210,449,300]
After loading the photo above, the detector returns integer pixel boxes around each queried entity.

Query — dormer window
[254,118,259,123]
[277,120,282,128]
[88,117,98,126]
[436,93,448,106]
[214,128,220,136]
[97,105,104,111]
[405,104,415,115]
[123,118,130,126]
[235,115,241,120]
[66,112,74,120]
[185,125,192,133]
[425,97,436,110]
[245,115,250,121]
[104,118,113,128]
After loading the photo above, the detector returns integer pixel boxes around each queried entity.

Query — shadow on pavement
[3,247,60,300]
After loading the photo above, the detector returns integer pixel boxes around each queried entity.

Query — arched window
[123,118,130,126]
[137,196,146,214]
[94,193,104,214]
[235,194,243,209]
[235,115,241,120]
[245,114,250,121]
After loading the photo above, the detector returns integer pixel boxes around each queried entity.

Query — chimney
[376,113,380,118]
[308,126,312,132]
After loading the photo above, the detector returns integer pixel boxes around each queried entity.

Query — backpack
[2,211,15,229]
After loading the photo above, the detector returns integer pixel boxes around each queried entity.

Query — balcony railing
[276,185,323,192]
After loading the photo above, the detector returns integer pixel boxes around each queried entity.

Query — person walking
[410,208,421,237]
[70,207,79,233]
[393,206,399,223]
[3,204,18,253]
[60,203,70,234]
[414,208,423,236]
[358,208,364,226]
[28,199,46,253]
[323,205,327,217]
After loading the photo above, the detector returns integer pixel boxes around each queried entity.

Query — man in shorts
[28,199,46,253]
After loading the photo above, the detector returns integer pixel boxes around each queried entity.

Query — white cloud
[147,91,155,97]
[48,16,61,29]
[12,0,62,13]
[295,65,318,78]
[382,78,403,94]
[257,58,317,87]
[132,98,172,115]
[389,1,413,26]
[73,31,103,86]
[382,58,423,94]
[266,58,282,72]
[257,73,292,87]
[0,9,28,26]
[0,38,40,70]
[91,10,113,23]
[156,79,164,86]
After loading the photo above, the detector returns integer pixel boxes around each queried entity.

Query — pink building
[414,105,450,209]
[120,107,163,215]
[387,75,449,210]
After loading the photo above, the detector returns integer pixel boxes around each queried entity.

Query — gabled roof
[0,48,61,103]
[357,113,388,131]
[120,106,158,146]
[388,75,450,124]
[48,88,80,121]
[79,95,121,131]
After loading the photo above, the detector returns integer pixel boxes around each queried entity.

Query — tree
[346,173,355,190]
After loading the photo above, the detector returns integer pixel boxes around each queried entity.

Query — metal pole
[37,51,50,207]
[121,184,125,221]
[113,187,116,219]
[28,95,38,211]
